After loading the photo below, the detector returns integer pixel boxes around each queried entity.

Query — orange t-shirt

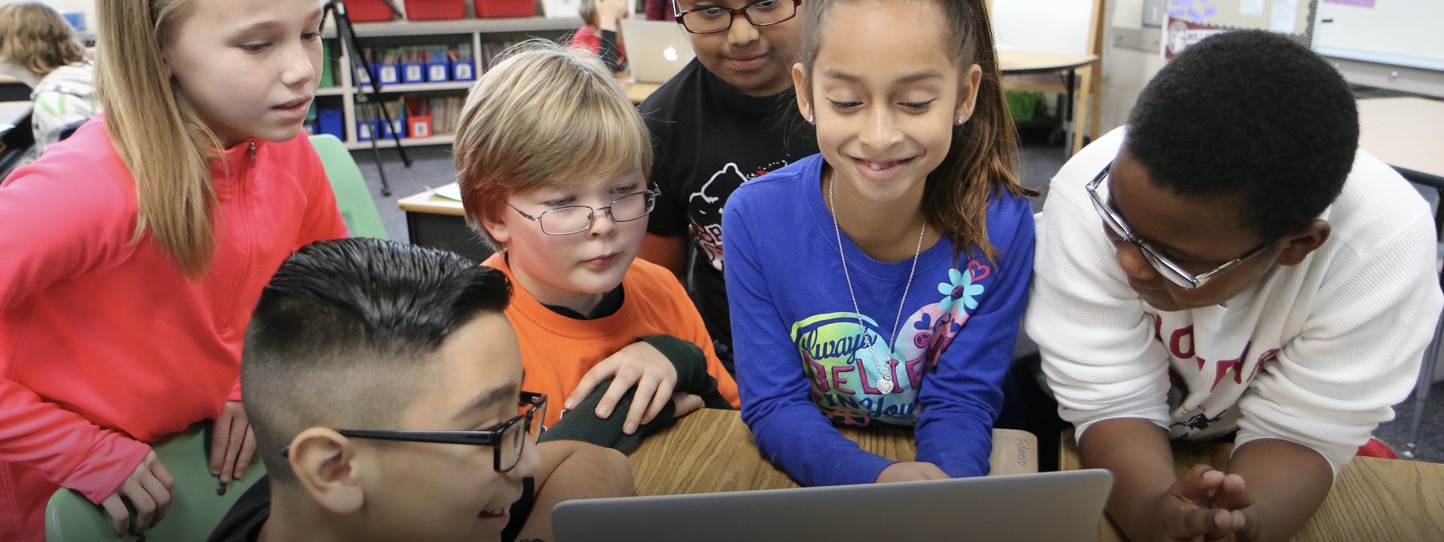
[484,253,740,427]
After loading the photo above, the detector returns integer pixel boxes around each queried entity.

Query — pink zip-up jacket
[0,116,346,541]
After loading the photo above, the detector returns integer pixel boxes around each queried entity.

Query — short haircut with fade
[453,40,653,250]
[241,238,512,485]
[1124,29,1359,241]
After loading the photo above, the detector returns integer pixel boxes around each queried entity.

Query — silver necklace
[827,171,925,394]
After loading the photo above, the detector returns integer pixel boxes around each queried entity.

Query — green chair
[310,134,388,240]
[45,421,267,541]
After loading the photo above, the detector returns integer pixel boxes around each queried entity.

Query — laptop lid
[552,469,1113,542]
[621,19,696,84]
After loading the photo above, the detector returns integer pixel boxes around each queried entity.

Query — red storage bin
[405,0,465,20]
[475,0,535,18]
[340,0,399,22]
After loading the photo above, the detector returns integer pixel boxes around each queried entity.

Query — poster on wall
[1162,15,1228,59]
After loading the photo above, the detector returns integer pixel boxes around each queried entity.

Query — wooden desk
[1358,97,1444,185]
[629,408,1037,496]
[1059,433,1444,541]
[395,188,493,262]
[998,50,1099,156]
[620,79,660,104]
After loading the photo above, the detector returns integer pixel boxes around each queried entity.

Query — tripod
[323,0,411,196]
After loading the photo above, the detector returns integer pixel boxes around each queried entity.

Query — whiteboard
[1313,0,1444,72]
[991,0,1094,55]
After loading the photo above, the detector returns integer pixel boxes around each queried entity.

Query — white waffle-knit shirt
[1027,128,1442,473]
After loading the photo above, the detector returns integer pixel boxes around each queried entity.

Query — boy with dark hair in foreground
[210,238,632,542]
[1027,30,1441,541]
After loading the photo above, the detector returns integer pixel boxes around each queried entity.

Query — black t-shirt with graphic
[640,59,818,371]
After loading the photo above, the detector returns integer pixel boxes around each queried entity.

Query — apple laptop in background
[621,19,696,84]
[552,469,1113,542]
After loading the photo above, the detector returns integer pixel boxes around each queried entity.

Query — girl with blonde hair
[0,0,345,539]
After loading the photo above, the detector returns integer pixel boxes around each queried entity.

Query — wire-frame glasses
[507,188,658,235]
[1086,164,1275,290]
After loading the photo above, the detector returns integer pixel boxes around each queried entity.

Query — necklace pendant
[876,376,894,394]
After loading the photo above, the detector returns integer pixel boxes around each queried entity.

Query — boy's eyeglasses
[507,188,658,236]
[1085,164,1275,290]
[671,0,800,34]
[284,392,547,474]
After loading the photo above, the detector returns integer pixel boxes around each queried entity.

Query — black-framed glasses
[507,187,658,236]
[284,392,547,474]
[671,0,800,34]
[1086,164,1275,290]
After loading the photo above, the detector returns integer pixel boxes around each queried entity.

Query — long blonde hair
[95,0,225,279]
[0,2,85,78]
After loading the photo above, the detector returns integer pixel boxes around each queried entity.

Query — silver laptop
[621,19,696,84]
[552,469,1113,542]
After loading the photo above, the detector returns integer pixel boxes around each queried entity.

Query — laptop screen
[621,20,696,84]
[552,469,1112,542]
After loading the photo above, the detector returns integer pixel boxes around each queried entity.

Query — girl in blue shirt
[723,0,1035,486]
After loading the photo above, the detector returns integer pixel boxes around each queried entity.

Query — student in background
[637,0,818,374]
[455,42,739,450]
[0,1,98,157]
[569,0,629,74]
[1027,30,1441,541]
[0,0,347,539]
[725,0,1034,486]
[209,238,634,542]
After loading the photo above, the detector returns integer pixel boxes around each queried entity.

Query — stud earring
[807,114,814,124]
[955,116,966,125]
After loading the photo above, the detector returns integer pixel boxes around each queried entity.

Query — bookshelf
[320,17,581,150]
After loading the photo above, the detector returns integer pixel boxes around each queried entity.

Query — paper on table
[428,183,462,201]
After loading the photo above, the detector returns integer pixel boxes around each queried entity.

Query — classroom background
[2,0,1440,462]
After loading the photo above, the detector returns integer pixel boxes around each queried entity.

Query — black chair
[57,119,85,142]
[1402,169,1444,459]
[0,110,34,179]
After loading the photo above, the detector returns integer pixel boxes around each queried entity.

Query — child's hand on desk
[100,449,174,535]
[875,461,948,483]
[210,400,256,484]
[570,341,679,435]
[672,391,703,418]
[1210,470,1263,541]
[1155,464,1248,542]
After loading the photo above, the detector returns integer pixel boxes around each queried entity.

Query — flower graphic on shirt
[936,267,984,321]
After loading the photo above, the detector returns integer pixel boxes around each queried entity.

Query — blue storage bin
[354,64,372,86]
[452,60,475,81]
[318,109,344,140]
[402,62,426,84]
[356,119,378,141]
[376,64,401,85]
[427,61,450,82]
[378,116,406,139]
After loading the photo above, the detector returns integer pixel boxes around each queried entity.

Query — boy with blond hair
[454,42,739,447]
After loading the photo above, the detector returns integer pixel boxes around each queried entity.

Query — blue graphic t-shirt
[724,154,1035,487]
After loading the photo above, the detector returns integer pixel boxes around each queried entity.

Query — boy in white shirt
[1027,30,1441,541]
